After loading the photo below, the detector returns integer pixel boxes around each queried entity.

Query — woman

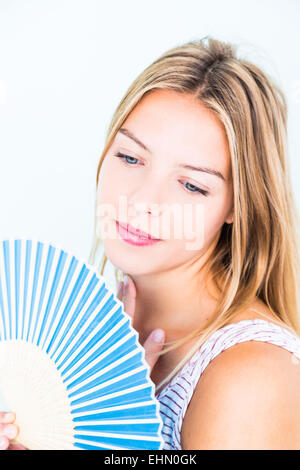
[2,36,300,450]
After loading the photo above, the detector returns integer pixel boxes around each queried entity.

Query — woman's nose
[127,184,165,217]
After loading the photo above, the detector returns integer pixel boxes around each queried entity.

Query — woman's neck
[130,259,220,345]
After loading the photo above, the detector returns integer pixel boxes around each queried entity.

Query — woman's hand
[117,275,165,371]
[0,412,27,450]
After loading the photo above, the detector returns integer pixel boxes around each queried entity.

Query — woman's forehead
[119,89,231,180]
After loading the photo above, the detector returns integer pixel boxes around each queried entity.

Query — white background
[0,0,300,264]
[0,0,299,415]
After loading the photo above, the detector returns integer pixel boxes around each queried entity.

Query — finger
[0,412,15,424]
[143,329,165,371]
[0,423,18,440]
[8,443,27,450]
[122,276,136,321]
[116,281,124,302]
[0,436,9,450]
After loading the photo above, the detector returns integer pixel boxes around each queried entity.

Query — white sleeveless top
[156,318,300,450]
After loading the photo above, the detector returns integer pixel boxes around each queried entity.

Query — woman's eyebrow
[179,163,226,182]
[118,128,151,153]
[117,127,226,182]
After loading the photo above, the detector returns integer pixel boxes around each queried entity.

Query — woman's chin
[102,238,162,276]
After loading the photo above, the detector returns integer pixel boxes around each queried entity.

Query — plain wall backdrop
[0,0,299,414]
[0,0,300,295]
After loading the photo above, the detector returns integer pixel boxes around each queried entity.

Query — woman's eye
[180,181,209,197]
[113,152,208,197]
[114,152,141,166]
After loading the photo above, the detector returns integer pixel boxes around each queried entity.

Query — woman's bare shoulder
[181,299,300,449]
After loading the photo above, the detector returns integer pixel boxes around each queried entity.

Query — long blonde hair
[88,36,300,391]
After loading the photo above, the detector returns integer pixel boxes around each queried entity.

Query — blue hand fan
[0,238,163,450]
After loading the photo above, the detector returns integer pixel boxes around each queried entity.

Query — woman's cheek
[180,202,206,251]
[202,201,229,244]
[98,162,122,206]
[180,198,226,251]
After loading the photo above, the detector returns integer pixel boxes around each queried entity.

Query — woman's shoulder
[196,299,300,379]
[181,301,300,449]
[198,299,300,399]
[194,298,300,393]
[181,338,300,449]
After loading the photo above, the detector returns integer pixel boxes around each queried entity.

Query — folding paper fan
[0,238,163,450]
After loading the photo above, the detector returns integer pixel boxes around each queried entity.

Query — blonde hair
[88,36,300,392]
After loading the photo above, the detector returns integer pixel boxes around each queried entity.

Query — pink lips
[116,220,162,247]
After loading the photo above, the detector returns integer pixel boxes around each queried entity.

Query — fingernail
[124,275,129,288]
[3,424,17,439]
[117,281,123,294]
[0,436,7,449]
[152,329,165,343]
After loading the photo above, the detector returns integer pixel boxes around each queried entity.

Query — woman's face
[97,89,233,276]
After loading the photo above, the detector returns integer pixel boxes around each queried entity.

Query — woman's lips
[116,220,162,246]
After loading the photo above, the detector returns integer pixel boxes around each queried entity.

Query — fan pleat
[46,265,89,355]
[36,249,68,347]
[3,241,12,339]
[0,239,163,450]
[41,256,79,351]
[73,402,157,421]
[67,350,143,398]
[74,433,161,450]
[58,308,126,375]
[71,385,154,411]
[55,289,115,368]
[61,319,132,379]
[64,334,138,388]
